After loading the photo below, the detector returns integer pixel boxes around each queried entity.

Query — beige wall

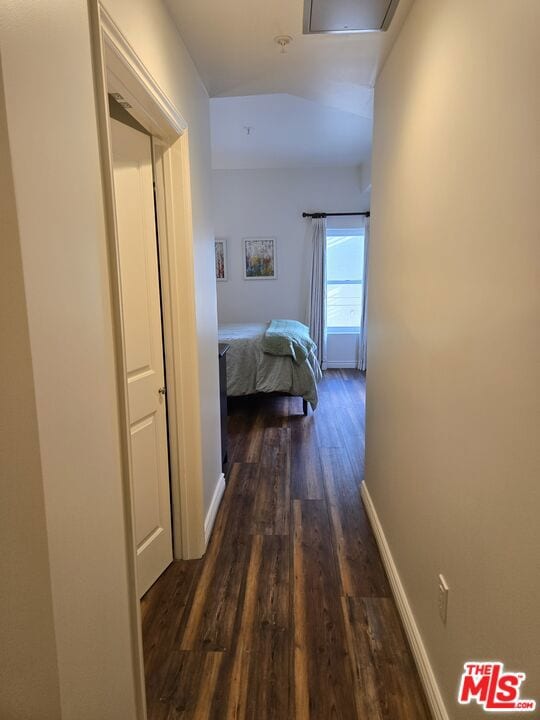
[0,0,220,716]
[0,1,141,717]
[0,58,61,720]
[366,1,540,717]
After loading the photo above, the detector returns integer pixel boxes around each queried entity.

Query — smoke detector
[274,35,293,53]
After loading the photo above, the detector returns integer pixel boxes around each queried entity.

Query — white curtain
[357,216,370,371]
[307,217,327,369]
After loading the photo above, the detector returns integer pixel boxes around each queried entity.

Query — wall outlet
[438,574,449,625]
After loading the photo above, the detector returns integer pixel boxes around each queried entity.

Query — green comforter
[218,323,322,409]
[261,319,316,363]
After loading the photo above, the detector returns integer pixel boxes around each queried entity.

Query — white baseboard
[361,482,449,720]
[326,361,358,369]
[204,473,226,546]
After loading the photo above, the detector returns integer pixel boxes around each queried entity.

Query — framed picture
[214,238,227,281]
[242,237,277,280]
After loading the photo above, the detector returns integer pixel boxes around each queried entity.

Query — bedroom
[214,159,371,414]
[211,50,374,392]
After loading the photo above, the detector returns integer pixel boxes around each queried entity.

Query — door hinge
[158,386,166,396]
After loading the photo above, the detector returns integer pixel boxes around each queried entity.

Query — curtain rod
[302,211,370,219]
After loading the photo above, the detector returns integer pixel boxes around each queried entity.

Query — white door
[110,117,173,597]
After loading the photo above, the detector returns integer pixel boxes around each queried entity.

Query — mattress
[218,322,322,409]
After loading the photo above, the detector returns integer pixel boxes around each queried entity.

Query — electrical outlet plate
[438,574,449,625]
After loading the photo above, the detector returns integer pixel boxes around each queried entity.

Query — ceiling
[211,93,372,169]
[165,0,413,168]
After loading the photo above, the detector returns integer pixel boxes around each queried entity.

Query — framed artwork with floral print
[242,237,277,280]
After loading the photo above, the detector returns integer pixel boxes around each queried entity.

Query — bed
[218,322,322,413]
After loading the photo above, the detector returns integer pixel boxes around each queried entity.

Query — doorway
[109,106,173,597]
[91,5,210,716]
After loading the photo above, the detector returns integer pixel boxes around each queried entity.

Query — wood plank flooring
[141,370,431,720]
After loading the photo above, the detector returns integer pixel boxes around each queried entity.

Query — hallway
[141,371,431,719]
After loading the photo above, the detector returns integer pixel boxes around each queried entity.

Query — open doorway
[108,98,173,597]
[94,4,208,560]
[90,5,211,716]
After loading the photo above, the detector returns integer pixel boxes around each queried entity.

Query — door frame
[90,4,207,715]
[95,3,207,560]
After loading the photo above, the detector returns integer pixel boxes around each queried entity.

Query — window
[326,228,365,331]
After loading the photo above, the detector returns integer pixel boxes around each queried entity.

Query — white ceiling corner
[165,0,413,168]
[210,93,373,170]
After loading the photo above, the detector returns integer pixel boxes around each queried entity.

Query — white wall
[213,167,369,366]
[366,1,540,717]
[0,0,220,716]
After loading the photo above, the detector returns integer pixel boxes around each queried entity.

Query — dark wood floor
[141,370,431,720]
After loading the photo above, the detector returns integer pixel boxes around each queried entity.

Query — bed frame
[228,391,309,416]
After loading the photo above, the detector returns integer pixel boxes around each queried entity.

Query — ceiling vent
[303,0,400,34]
